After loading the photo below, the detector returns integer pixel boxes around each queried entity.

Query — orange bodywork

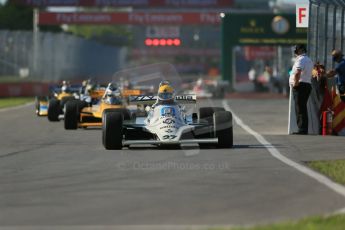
[77,89,140,128]
[79,101,124,128]
[90,89,105,99]
[122,89,141,97]
[56,92,74,100]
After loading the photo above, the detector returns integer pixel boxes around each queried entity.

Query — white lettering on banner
[77,14,111,23]
[296,3,309,28]
[165,0,218,7]
[95,0,149,6]
[145,14,183,24]
[128,13,144,24]
[28,0,75,5]
[56,13,111,23]
[146,26,180,38]
[24,0,232,7]
[200,13,220,24]
[41,12,222,25]
[56,13,71,23]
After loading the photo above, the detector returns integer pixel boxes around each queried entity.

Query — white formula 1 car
[102,95,233,150]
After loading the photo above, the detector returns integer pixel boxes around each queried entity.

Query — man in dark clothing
[289,44,314,135]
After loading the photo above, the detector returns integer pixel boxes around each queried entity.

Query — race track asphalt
[0,98,344,228]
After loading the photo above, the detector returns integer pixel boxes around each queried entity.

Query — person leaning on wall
[326,50,345,102]
[289,44,314,135]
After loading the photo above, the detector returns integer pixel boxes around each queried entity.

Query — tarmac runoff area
[0,97,344,229]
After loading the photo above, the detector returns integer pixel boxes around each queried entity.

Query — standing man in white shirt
[289,44,314,135]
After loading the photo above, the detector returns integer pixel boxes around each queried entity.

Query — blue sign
[161,107,175,117]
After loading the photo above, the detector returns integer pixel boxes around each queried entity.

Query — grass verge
[308,159,345,185]
[210,214,345,230]
[0,97,33,109]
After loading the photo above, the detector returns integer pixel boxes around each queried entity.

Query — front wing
[123,138,218,146]
[122,123,217,146]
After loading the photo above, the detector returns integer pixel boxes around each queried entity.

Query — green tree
[0,1,33,30]
[0,1,60,31]
[67,25,132,46]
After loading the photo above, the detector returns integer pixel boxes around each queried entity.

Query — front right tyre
[47,99,60,121]
[64,101,78,130]
[102,111,123,150]
[214,111,233,148]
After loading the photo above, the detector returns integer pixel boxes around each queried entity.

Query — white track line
[335,207,345,214]
[0,102,34,113]
[222,100,345,198]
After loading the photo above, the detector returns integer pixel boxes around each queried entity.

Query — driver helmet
[61,80,70,93]
[106,83,119,94]
[82,80,88,87]
[104,83,121,102]
[61,85,68,93]
[157,81,174,102]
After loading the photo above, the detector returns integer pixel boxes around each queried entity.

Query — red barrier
[0,83,50,97]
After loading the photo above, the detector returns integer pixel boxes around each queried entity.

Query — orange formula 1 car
[64,84,141,129]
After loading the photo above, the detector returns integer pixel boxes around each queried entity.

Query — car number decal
[162,135,177,140]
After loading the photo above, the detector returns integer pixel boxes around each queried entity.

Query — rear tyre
[214,111,233,148]
[102,112,123,150]
[64,101,78,130]
[47,99,60,121]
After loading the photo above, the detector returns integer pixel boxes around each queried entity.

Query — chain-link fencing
[0,30,126,82]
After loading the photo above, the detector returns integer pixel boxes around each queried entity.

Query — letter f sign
[296,4,309,28]
[299,8,306,23]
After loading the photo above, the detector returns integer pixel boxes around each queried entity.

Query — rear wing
[90,89,105,99]
[122,89,142,97]
[129,94,197,105]
[175,95,197,104]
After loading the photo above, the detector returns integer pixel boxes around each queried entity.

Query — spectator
[248,67,257,91]
[326,50,345,102]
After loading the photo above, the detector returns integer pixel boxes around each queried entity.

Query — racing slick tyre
[47,99,60,121]
[64,101,78,130]
[60,96,76,108]
[198,107,225,123]
[197,107,225,148]
[103,108,131,120]
[102,111,123,150]
[214,111,233,148]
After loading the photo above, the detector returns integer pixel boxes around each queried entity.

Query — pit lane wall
[0,82,49,97]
